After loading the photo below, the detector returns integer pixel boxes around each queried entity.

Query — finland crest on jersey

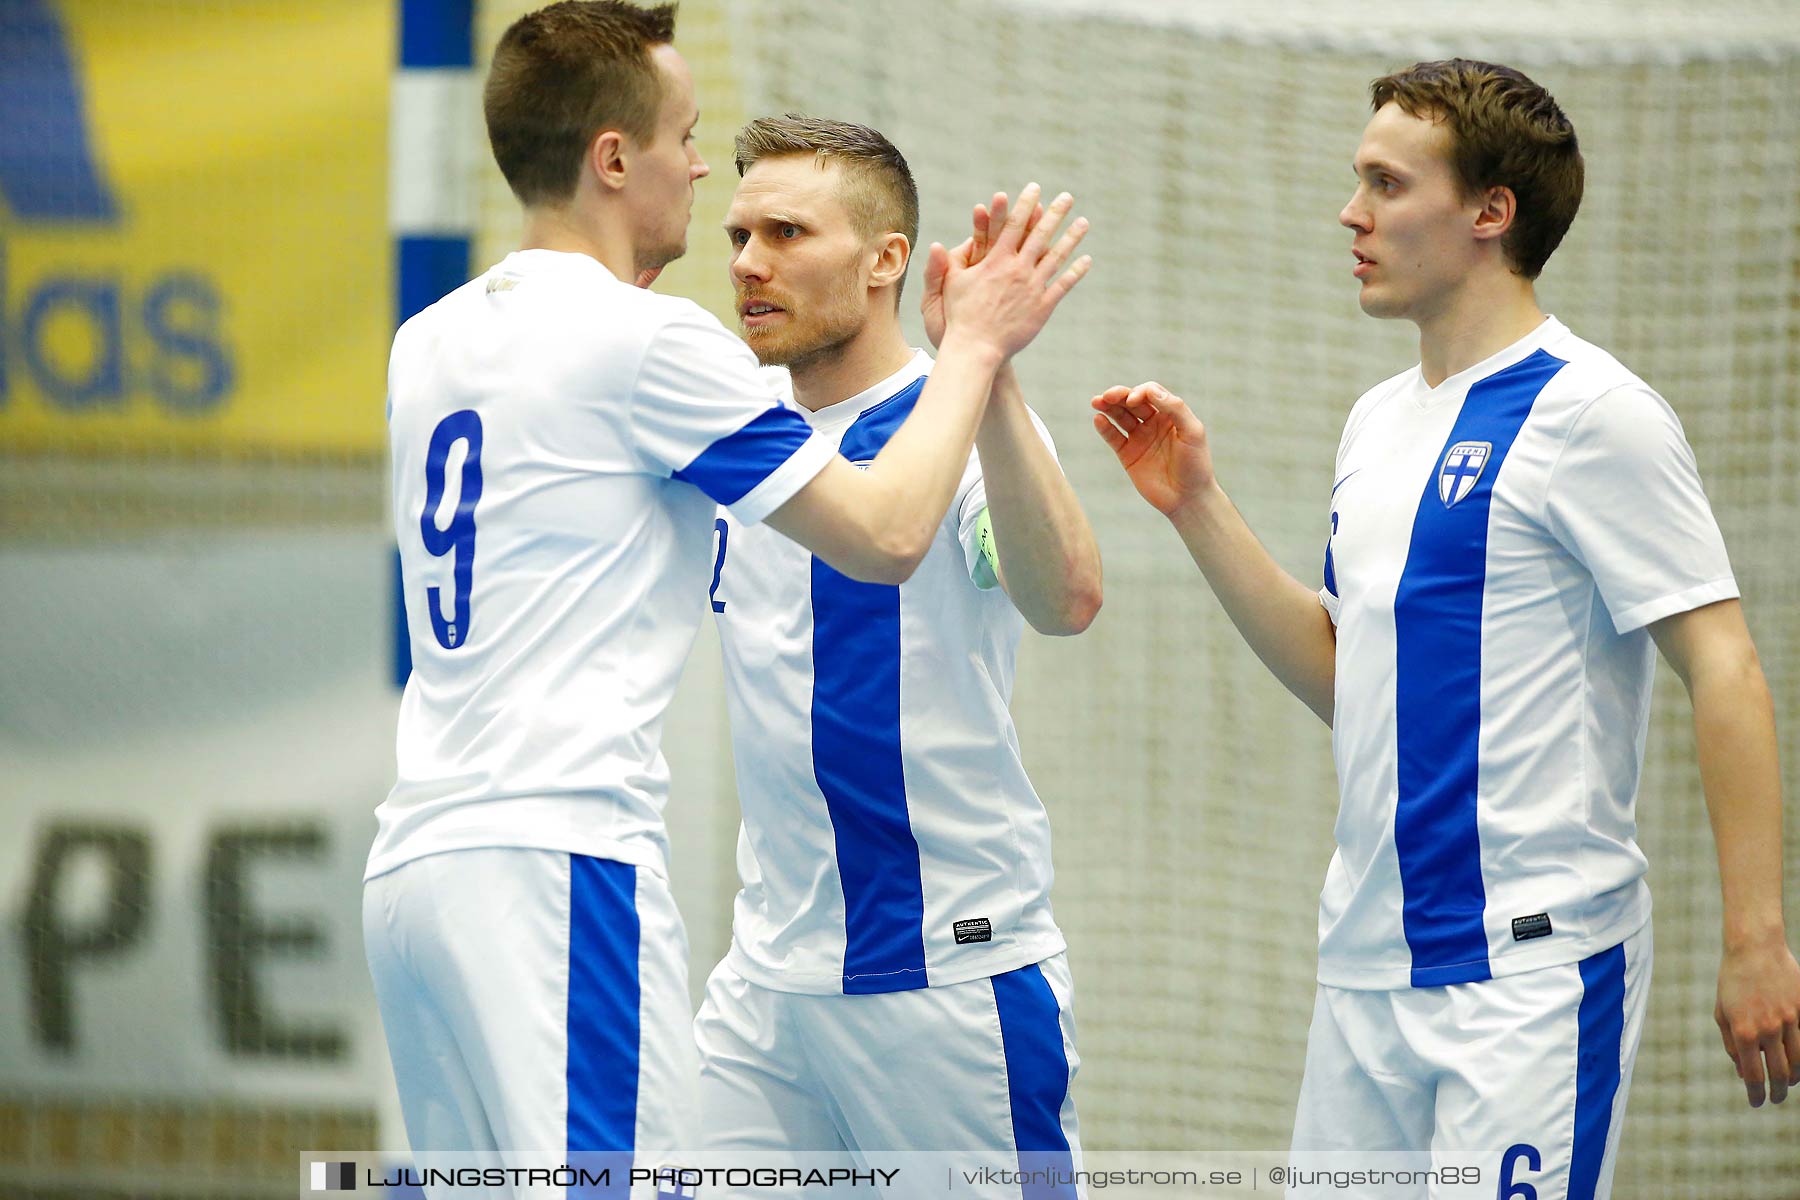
[1317,317,1737,990]
[1437,441,1490,507]
[368,250,834,882]
[711,351,1068,995]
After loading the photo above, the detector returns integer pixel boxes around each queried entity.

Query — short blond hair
[734,114,919,300]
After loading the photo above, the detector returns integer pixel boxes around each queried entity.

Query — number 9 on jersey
[420,409,484,649]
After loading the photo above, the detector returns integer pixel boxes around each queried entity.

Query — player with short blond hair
[695,115,1100,1178]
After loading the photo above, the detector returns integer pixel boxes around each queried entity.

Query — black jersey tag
[1512,913,1553,942]
[953,918,992,945]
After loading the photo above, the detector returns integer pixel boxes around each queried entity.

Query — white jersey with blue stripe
[369,249,834,881]
[1318,316,1737,990]
[711,351,1067,995]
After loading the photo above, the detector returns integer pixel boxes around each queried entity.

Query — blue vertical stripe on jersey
[1571,943,1626,1200]
[993,963,1076,1199]
[1393,349,1567,987]
[566,856,638,1197]
[813,376,930,994]
[672,405,816,505]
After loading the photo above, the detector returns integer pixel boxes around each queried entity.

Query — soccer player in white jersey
[1093,59,1800,1197]
[692,115,1101,1178]
[363,3,1091,1190]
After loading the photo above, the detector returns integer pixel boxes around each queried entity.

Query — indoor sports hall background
[2,0,1796,1195]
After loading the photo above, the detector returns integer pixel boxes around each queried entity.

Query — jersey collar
[799,349,934,432]
[1414,316,1566,407]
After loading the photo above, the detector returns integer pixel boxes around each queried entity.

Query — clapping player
[695,114,1099,1181]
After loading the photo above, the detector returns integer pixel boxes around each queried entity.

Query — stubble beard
[745,317,861,372]
[740,277,866,371]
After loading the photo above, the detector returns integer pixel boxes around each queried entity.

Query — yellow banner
[0,1,391,458]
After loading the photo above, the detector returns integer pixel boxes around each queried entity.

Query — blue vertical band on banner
[401,0,475,68]
[397,235,473,327]
[390,0,475,688]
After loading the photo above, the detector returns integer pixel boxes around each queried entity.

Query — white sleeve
[629,309,834,525]
[1544,384,1738,634]
[957,406,1061,586]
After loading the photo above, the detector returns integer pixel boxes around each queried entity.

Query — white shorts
[1289,923,1651,1200]
[695,953,1082,1193]
[364,848,699,1195]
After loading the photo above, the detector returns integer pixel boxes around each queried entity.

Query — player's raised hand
[920,239,970,351]
[938,183,1090,359]
[922,193,1051,348]
[1714,936,1800,1106]
[1091,383,1220,518]
[970,193,1049,269]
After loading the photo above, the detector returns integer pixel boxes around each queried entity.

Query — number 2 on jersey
[420,410,484,649]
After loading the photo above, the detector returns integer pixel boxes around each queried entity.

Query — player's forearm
[975,365,1102,635]
[1689,649,1789,951]
[852,329,1004,579]
[1168,485,1336,724]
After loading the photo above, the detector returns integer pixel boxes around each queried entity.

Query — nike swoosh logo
[1331,468,1361,496]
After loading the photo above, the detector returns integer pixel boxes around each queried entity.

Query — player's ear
[869,232,910,293]
[1472,184,1516,245]
[589,129,629,193]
